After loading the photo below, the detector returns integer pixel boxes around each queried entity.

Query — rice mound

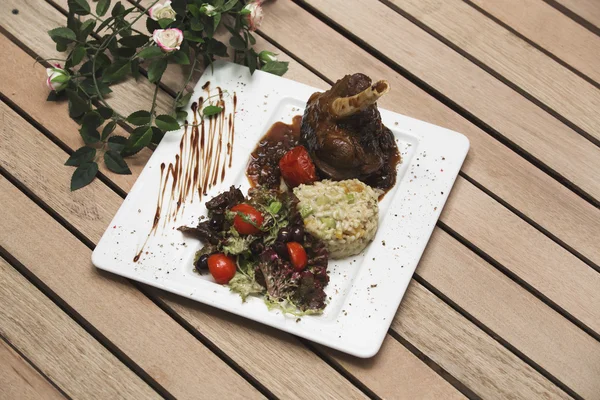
[293,179,380,259]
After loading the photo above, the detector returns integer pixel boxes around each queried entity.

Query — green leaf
[107,135,128,152]
[47,91,66,102]
[190,18,204,31]
[48,27,76,42]
[131,58,141,80]
[260,61,289,77]
[170,50,190,65]
[176,110,188,120]
[202,105,223,117]
[213,13,222,31]
[268,201,282,214]
[183,31,204,43]
[158,18,174,28]
[96,0,111,16]
[118,34,150,48]
[96,16,114,33]
[111,1,125,17]
[176,92,193,108]
[65,146,96,166]
[137,46,164,59]
[126,110,151,126]
[229,35,246,50]
[187,4,200,18]
[207,38,228,57]
[111,46,136,58]
[97,107,114,120]
[155,114,180,131]
[103,59,131,83]
[248,33,256,45]
[104,150,132,174]
[246,51,257,75]
[80,79,113,97]
[150,126,164,144]
[147,58,167,83]
[56,40,69,52]
[66,89,89,118]
[68,0,90,15]
[80,20,96,39]
[222,0,238,12]
[71,162,98,191]
[146,17,160,34]
[170,0,186,14]
[125,126,153,152]
[70,46,86,66]
[101,121,117,140]
[80,111,103,144]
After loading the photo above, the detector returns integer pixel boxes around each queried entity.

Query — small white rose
[152,28,184,52]
[258,50,277,63]
[243,1,264,31]
[200,3,218,17]
[149,1,177,21]
[46,64,70,92]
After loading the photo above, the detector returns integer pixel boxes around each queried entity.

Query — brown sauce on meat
[246,115,302,188]
[247,114,400,198]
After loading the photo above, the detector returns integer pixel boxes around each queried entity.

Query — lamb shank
[300,73,399,191]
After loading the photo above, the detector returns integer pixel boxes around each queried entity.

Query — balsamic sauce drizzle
[134,82,237,262]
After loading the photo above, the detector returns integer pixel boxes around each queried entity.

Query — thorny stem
[149,81,160,122]
[173,49,199,111]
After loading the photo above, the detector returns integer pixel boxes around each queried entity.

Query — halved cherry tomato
[208,253,237,284]
[286,242,308,271]
[231,204,264,235]
[279,146,317,188]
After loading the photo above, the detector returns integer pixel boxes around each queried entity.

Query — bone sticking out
[330,80,390,119]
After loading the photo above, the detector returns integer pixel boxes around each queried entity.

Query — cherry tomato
[231,204,264,235]
[208,253,237,284]
[286,242,308,271]
[279,146,317,188]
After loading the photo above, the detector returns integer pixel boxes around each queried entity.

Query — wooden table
[1,0,599,398]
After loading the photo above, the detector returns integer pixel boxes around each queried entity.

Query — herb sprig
[45,0,288,190]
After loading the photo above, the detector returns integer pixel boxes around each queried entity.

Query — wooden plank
[0,256,159,399]
[1,0,172,117]
[394,282,570,399]
[0,83,574,399]
[0,118,262,399]
[0,86,446,400]
[389,0,600,140]
[469,0,600,84]
[418,228,600,399]
[0,339,65,400]
[257,0,600,317]
[260,0,600,266]
[556,0,600,28]
[2,15,596,396]
[294,0,600,202]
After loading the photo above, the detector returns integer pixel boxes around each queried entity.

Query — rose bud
[152,28,184,52]
[200,3,218,17]
[243,1,264,31]
[46,64,70,92]
[258,50,277,64]
[149,1,177,21]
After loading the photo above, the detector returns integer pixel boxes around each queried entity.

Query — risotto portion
[293,179,380,259]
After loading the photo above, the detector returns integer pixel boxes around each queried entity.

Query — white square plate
[93,61,469,358]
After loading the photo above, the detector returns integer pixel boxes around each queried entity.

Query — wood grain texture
[0,116,262,399]
[0,0,172,116]
[258,0,600,303]
[0,26,463,399]
[0,90,572,399]
[0,256,159,399]
[0,104,369,400]
[1,13,594,397]
[419,228,600,399]
[262,0,600,266]
[0,339,65,400]
[556,0,600,28]
[390,0,600,139]
[469,0,600,84]
[394,282,570,399]
[299,0,600,202]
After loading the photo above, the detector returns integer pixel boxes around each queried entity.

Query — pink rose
[152,28,184,52]
[46,63,70,92]
[243,1,264,31]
